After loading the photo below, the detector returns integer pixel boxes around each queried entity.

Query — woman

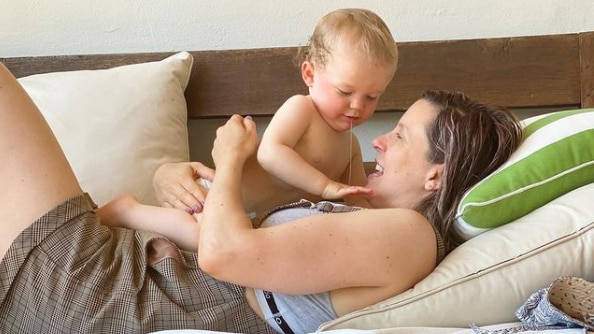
[0,61,522,334]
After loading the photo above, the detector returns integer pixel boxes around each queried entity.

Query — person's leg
[0,63,82,258]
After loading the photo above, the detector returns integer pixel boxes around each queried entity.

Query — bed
[2,31,593,333]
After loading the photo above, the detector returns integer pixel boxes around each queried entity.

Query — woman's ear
[424,164,444,191]
[301,61,315,87]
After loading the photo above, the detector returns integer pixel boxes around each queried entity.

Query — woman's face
[366,99,441,209]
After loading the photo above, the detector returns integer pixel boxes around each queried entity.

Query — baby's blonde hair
[297,8,398,73]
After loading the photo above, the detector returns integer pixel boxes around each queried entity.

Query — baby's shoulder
[281,94,315,110]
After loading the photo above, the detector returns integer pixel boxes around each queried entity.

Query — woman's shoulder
[329,207,438,309]
[356,207,436,238]
[364,208,439,277]
[349,207,439,262]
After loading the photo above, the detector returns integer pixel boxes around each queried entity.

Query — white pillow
[319,182,594,330]
[18,52,193,206]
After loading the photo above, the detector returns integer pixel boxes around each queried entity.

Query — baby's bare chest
[295,126,354,179]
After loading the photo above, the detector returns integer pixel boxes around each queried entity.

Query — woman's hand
[153,161,214,213]
[211,115,258,169]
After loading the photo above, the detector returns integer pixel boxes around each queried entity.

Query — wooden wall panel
[1,32,589,119]
[580,31,594,108]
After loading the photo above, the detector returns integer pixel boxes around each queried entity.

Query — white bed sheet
[152,322,586,334]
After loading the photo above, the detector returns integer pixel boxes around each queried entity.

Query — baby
[257,8,398,208]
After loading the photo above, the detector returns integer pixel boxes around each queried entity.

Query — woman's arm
[199,115,437,299]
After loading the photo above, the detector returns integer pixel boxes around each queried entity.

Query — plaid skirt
[0,193,275,334]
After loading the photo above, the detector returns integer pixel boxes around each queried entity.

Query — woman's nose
[372,133,386,152]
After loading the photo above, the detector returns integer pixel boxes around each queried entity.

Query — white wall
[3,0,594,162]
[2,0,593,57]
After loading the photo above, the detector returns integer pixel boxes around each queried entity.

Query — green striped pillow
[454,108,594,240]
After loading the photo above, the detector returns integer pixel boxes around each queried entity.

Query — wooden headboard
[3,31,593,120]
[4,31,591,174]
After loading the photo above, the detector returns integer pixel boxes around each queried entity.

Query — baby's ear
[301,61,315,87]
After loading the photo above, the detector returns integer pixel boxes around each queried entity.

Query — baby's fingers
[341,186,375,196]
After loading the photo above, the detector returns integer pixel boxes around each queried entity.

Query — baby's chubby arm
[258,95,337,197]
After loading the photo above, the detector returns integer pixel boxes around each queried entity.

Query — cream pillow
[319,182,594,330]
[18,52,193,206]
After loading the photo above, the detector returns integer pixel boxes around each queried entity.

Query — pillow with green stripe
[454,108,594,240]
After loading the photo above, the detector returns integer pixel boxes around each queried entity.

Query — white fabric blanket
[152,321,587,334]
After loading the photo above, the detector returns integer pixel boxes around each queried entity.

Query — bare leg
[0,63,82,259]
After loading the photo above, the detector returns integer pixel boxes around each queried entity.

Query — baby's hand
[321,181,374,200]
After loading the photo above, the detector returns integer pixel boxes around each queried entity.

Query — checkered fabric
[0,193,275,334]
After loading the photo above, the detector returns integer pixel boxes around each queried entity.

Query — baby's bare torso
[244,117,354,222]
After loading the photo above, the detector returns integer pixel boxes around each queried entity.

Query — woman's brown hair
[415,90,523,253]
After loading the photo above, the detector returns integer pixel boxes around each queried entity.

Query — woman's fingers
[176,179,209,213]
[212,115,258,167]
[153,162,212,213]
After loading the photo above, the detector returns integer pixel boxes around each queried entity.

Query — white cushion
[319,182,594,330]
[18,52,193,206]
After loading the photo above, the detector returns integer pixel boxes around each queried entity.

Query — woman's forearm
[199,164,252,250]
[198,115,259,274]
